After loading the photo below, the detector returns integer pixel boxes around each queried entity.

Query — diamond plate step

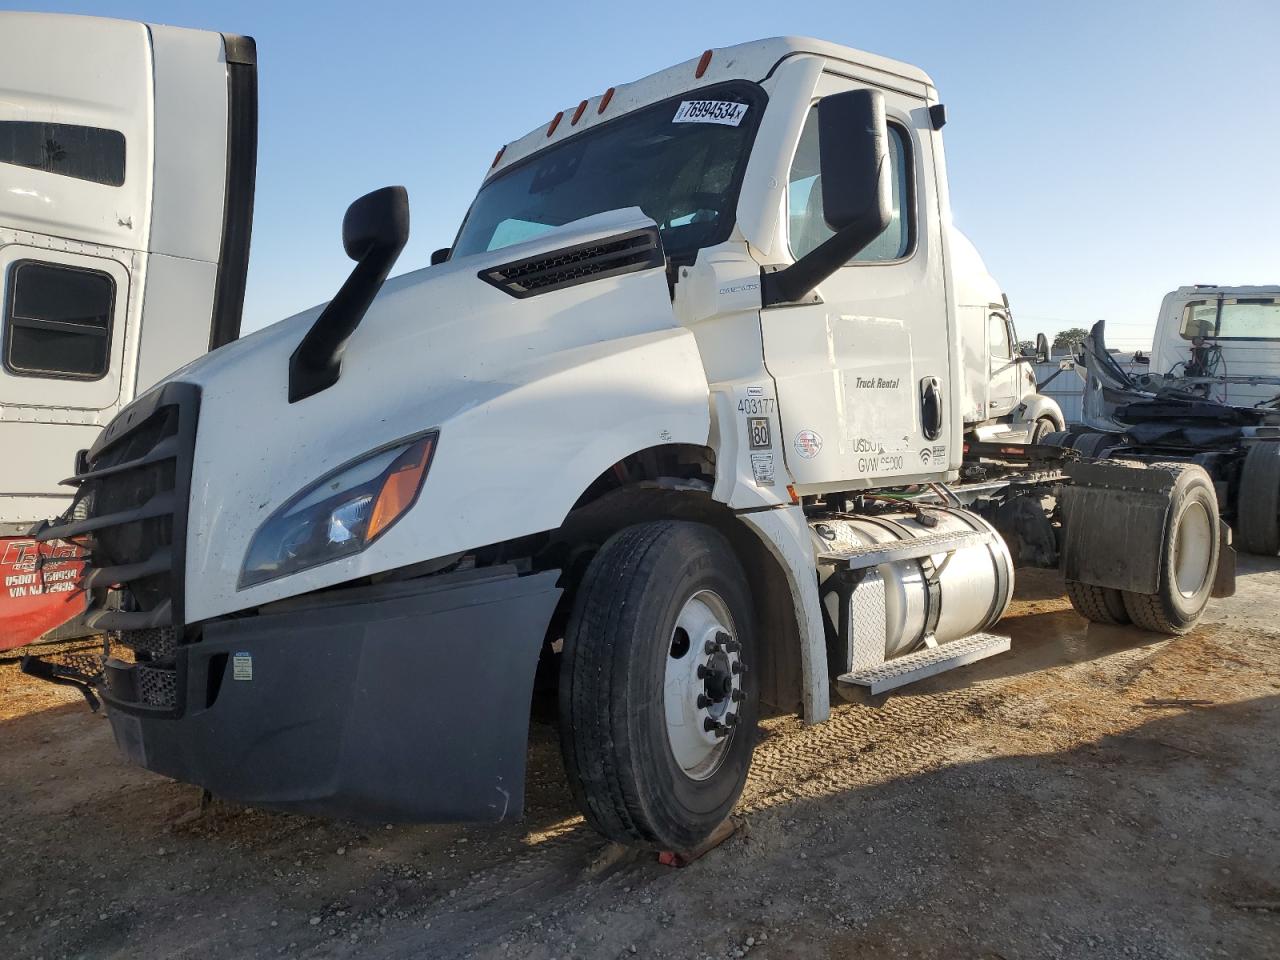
[836,632,1011,696]
[817,528,996,570]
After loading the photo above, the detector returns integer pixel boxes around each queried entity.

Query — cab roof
[485,36,936,181]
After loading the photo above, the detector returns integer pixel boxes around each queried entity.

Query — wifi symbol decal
[918,448,931,464]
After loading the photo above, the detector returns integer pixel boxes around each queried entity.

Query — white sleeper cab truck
[31,35,1230,854]
[950,229,1063,443]
[1147,285,1280,407]
[0,13,256,651]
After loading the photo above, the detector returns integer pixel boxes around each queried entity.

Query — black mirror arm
[288,242,402,402]
[761,161,891,308]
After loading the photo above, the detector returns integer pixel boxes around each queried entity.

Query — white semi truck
[29,30,1229,854]
[0,13,255,650]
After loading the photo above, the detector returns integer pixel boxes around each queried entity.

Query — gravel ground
[2,560,1279,960]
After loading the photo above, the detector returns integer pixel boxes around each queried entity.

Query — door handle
[920,376,943,441]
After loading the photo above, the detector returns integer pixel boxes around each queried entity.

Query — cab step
[836,632,1011,696]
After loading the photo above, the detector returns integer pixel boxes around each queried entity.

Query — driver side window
[989,313,1012,359]
[787,104,912,262]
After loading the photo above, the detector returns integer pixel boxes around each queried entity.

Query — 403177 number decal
[738,397,776,415]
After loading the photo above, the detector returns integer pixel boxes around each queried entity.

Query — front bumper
[106,566,561,822]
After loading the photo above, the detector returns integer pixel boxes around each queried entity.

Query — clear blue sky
[21,0,1280,348]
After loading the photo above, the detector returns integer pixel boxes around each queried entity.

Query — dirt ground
[2,559,1279,960]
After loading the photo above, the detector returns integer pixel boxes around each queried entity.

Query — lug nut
[723,639,742,653]
[704,639,719,655]
[731,661,748,675]
[713,725,731,739]
[731,690,745,703]
[696,665,710,679]
[703,717,720,732]
[696,694,711,709]
[724,712,739,727]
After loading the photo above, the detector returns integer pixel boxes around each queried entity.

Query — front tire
[558,520,758,853]
[1030,416,1058,444]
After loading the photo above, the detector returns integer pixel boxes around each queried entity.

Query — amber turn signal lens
[368,434,436,541]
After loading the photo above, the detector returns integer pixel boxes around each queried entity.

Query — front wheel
[1030,416,1058,444]
[558,520,758,853]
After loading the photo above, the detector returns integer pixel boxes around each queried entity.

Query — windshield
[1179,297,1280,340]
[452,81,765,261]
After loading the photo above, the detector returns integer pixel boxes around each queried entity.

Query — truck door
[0,14,256,648]
[986,309,1020,415]
[760,73,950,491]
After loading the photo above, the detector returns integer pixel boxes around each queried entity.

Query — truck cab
[951,230,1061,443]
[34,32,1225,856]
[0,13,256,648]
[1147,285,1280,407]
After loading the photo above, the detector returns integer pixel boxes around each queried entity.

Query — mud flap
[1213,519,1236,598]
[1059,460,1174,594]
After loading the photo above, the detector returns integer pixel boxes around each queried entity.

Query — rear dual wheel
[1237,442,1280,555]
[1067,463,1218,635]
[558,521,758,853]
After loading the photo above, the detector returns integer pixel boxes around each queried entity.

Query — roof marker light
[571,99,588,125]
[490,145,506,169]
[598,87,615,114]
[547,111,564,137]
[695,49,712,78]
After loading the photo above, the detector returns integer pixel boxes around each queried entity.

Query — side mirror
[430,247,451,266]
[289,186,410,402]
[763,88,891,306]
[1035,332,1050,364]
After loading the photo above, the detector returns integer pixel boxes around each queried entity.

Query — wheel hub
[663,591,744,780]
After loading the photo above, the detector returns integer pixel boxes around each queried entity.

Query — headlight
[239,432,437,588]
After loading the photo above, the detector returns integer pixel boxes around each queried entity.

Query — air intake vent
[479,227,663,298]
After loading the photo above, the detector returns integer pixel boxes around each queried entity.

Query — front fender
[1021,393,1065,431]
[188,327,710,621]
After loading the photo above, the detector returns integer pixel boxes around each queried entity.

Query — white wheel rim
[662,589,741,781]
[1174,500,1214,598]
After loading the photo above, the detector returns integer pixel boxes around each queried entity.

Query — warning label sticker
[750,453,776,487]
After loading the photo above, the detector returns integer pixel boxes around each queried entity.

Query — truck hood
[164,208,713,621]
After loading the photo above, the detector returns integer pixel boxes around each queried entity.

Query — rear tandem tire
[1236,443,1280,555]
[558,520,759,854]
[1121,463,1219,634]
[1064,580,1130,625]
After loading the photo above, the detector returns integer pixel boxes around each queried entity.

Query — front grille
[478,227,664,299]
[35,381,199,712]
[136,663,179,707]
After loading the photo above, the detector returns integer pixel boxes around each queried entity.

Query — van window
[4,261,115,380]
[0,121,126,187]
[1179,301,1218,338]
[788,107,913,262]
[1179,298,1280,340]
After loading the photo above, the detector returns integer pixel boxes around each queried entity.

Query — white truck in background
[0,14,256,650]
[29,28,1229,855]
[1147,285,1280,407]
[951,229,1062,443]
